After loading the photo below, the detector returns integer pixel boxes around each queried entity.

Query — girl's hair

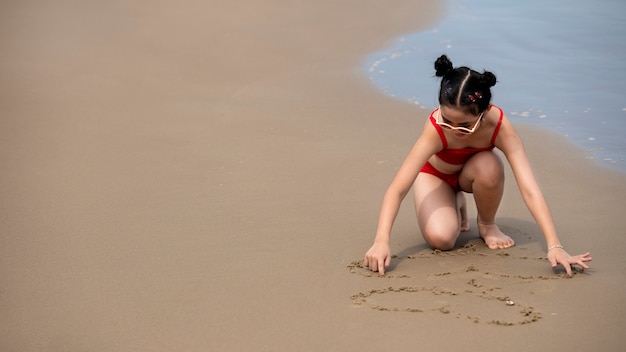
[435,55,497,116]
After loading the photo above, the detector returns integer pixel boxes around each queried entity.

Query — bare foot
[461,219,470,232]
[456,192,470,232]
[478,221,515,249]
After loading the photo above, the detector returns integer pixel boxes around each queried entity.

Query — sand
[1,0,625,351]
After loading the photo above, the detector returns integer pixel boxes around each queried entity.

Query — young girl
[364,55,592,276]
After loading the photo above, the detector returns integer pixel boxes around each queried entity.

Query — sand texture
[1,0,625,351]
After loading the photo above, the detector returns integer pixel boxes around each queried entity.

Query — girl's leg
[458,151,515,249]
[413,173,465,250]
[457,191,470,232]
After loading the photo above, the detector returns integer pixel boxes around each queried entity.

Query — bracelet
[547,244,563,251]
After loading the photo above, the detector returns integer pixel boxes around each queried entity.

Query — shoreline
[1,0,625,351]
[362,0,626,173]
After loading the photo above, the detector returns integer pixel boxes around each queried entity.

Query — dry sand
[1,0,625,351]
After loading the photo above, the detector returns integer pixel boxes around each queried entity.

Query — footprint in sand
[348,241,585,325]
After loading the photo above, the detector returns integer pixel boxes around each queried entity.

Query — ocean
[365,0,626,172]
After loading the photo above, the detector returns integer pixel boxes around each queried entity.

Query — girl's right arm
[363,121,442,275]
[495,115,592,275]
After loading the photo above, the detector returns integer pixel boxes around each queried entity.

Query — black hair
[435,55,497,116]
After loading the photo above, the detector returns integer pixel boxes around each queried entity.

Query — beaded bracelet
[547,244,564,251]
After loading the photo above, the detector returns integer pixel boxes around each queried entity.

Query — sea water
[365,0,626,172]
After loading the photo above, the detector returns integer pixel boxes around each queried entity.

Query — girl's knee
[426,235,457,251]
[422,225,459,250]
[467,152,504,188]
[480,166,503,189]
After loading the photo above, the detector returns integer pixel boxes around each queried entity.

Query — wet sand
[1,0,625,351]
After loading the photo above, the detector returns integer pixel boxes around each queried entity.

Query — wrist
[374,235,390,244]
[547,244,563,252]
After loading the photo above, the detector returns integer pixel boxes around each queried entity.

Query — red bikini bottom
[420,161,461,191]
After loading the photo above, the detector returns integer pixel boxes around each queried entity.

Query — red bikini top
[430,105,504,165]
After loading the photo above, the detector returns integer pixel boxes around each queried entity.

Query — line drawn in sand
[348,242,585,326]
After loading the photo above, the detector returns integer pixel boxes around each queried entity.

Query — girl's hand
[364,242,391,275]
[548,248,592,276]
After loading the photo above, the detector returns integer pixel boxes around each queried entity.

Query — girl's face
[437,105,484,137]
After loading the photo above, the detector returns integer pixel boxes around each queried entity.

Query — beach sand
[1,0,625,350]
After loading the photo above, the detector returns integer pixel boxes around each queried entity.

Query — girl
[364,55,592,276]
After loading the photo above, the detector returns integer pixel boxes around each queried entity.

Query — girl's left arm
[495,115,592,275]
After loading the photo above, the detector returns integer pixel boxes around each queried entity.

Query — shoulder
[485,104,504,121]
[492,107,524,153]
[422,108,438,127]
[414,110,445,153]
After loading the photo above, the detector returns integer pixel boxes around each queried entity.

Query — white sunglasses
[435,107,484,134]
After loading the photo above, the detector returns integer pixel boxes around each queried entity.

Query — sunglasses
[435,107,484,134]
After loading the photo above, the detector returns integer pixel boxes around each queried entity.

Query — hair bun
[434,55,453,77]
[479,71,497,87]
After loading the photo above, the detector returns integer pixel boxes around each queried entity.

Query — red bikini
[420,105,504,190]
